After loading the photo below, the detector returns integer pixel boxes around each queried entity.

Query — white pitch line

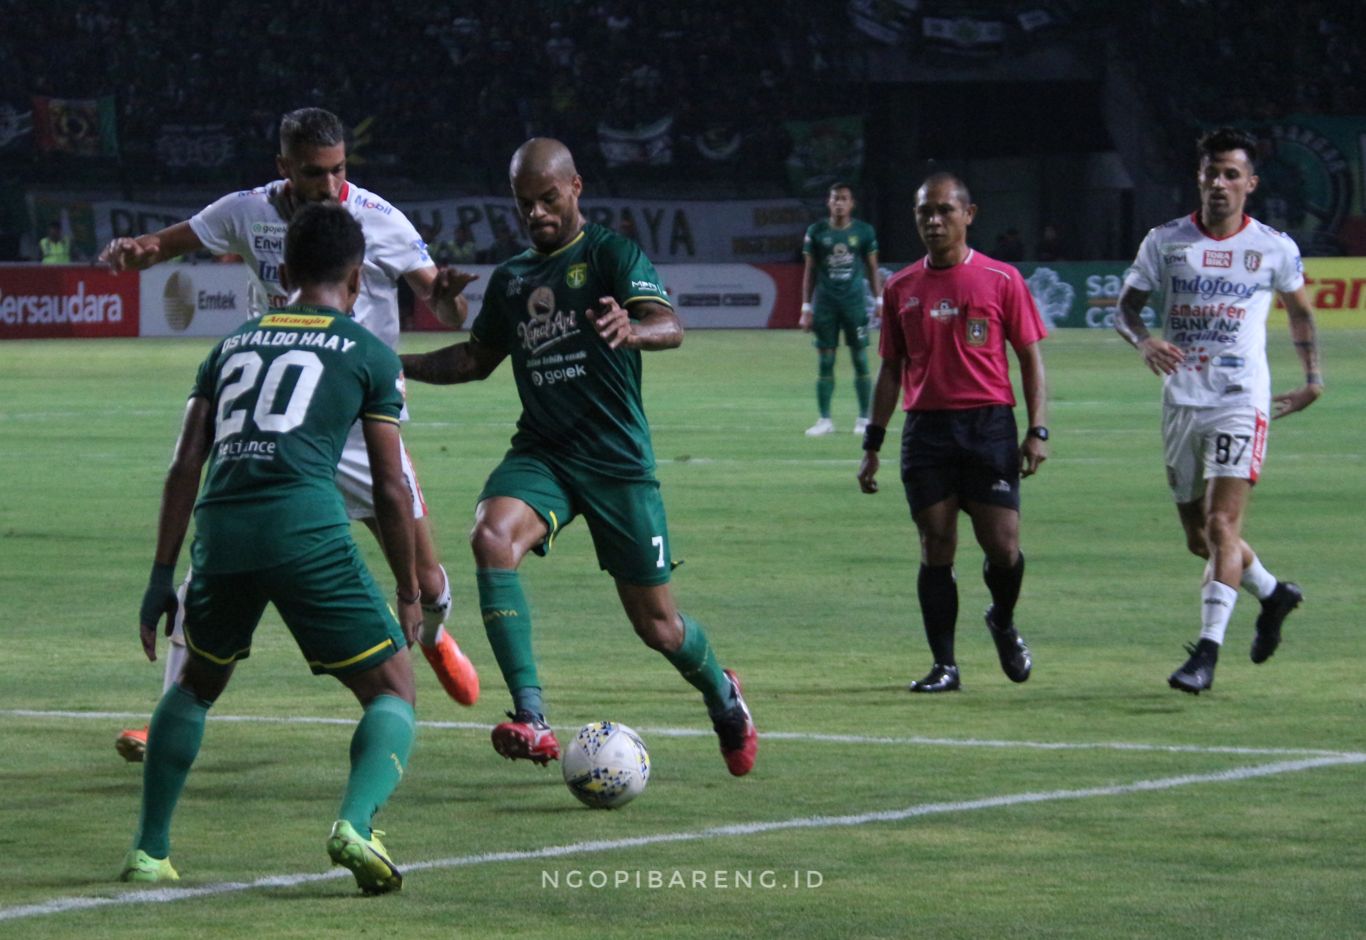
[2,709,1360,760]
[2,753,1361,924]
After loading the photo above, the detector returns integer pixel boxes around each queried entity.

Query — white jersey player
[100,110,480,759]
[1115,126,1323,695]
[191,178,426,350]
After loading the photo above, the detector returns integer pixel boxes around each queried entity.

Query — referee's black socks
[983,552,1025,628]
[918,563,959,666]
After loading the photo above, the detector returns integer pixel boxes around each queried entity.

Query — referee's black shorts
[899,405,1021,516]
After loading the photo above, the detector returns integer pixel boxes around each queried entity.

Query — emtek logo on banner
[0,280,123,325]
[162,270,238,331]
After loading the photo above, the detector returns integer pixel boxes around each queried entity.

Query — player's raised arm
[100,221,205,272]
[589,298,682,351]
[405,264,478,329]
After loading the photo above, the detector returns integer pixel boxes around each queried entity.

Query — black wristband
[862,424,887,453]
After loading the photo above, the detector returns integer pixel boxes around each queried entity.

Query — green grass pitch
[1,326,1362,938]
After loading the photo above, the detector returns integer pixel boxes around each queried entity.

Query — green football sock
[851,347,871,417]
[477,567,541,698]
[338,695,416,838]
[816,350,836,418]
[664,614,731,716]
[135,684,211,858]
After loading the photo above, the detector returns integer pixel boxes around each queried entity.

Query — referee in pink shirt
[858,173,1049,693]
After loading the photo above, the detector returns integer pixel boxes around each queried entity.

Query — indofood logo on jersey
[518,285,580,353]
[1170,274,1259,301]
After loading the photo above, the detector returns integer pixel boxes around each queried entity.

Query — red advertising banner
[0,266,139,339]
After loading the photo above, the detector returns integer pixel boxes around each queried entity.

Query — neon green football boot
[326,820,403,895]
[119,849,179,883]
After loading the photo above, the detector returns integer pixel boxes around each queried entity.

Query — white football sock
[1198,580,1239,645]
[1241,555,1278,600]
[420,564,452,647]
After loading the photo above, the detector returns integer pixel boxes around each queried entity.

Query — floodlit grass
[1,327,1363,938]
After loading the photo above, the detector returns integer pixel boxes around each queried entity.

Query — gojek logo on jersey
[518,285,580,354]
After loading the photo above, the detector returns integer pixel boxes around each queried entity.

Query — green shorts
[183,537,405,676]
[811,301,869,350]
[479,450,673,586]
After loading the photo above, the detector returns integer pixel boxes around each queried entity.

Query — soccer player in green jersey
[121,204,421,894]
[401,138,758,776]
[800,183,882,437]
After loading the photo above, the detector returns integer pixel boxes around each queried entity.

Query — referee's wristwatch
[1027,426,1049,442]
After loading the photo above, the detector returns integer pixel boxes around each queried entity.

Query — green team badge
[566,263,587,288]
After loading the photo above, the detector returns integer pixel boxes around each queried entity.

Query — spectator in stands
[479,221,526,263]
[450,224,478,265]
[1036,224,1066,262]
[993,228,1025,262]
[39,221,72,264]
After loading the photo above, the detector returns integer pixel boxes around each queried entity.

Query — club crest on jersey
[1243,250,1262,272]
[566,263,587,288]
[930,299,959,321]
[1203,249,1233,268]
[966,317,989,346]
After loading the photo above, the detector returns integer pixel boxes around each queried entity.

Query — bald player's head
[510,137,584,252]
[510,137,578,183]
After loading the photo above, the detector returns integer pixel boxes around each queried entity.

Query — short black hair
[279,108,345,154]
[829,182,855,197]
[1197,126,1258,170]
[918,172,973,207]
[284,203,365,286]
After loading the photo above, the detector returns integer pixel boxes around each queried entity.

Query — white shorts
[1162,403,1268,504]
[334,421,428,521]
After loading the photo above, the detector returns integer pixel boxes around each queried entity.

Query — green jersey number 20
[214,350,324,442]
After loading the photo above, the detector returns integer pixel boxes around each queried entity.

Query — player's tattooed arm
[590,299,682,351]
[1115,285,1182,376]
[400,340,505,385]
[1273,286,1324,418]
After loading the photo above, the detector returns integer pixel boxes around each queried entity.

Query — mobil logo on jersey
[351,193,394,215]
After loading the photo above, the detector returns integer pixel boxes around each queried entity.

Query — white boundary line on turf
[3,709,1361,760]
[2,752,1362,924]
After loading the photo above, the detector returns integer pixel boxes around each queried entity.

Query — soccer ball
[562,721,650,809]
